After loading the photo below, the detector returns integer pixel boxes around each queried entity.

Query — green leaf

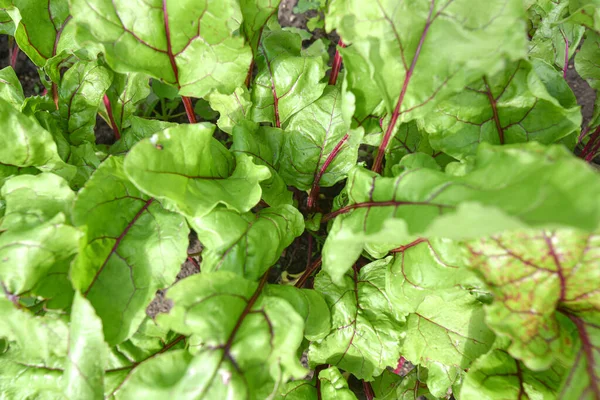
[461,341,565,400]
[71,156,188,345]
[557,314,600,399]
[207,86,252,134]
[58,60,113,145]
[278,378,317,399]
[231,121,293,206]
[0,0,15,35]
[102,72,151,133]
[109,116,176,156]
[240,0,282,54]
[69,0,252,98]
[264,285,331,341]
[0,97,75,181]
[154,272,307,398]
[0,173,74,231]
[529,0,585,69]
[64,292,107,400]
[252,28,327,126]
[8,0,75,67]
[190,204,304,281]
[279,86,364,190]
[68,142,103,190]
[400,291,495,396]
[322,143,600,282]
[319,366,358,400]
[124,123,271,218]
[565,0,600,33]
[0,349,65,399]
[308,260,404,380]
[0,214,80,297]
[466,229,600,370]
[0,66,25,108]
[386,238,481,314]
[327,0,528,122]
[425,60,581,160]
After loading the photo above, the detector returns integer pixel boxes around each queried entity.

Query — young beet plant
[0,0,600,399]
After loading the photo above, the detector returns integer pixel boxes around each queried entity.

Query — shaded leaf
[109,117,176,156]
[0,66,24,108]
[102,72,151,133]
[319,366,358,400]
[71,156,188,345]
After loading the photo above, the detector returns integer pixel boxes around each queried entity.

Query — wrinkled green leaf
[323,143,600,282]
[190,204,304,281]
[58,60,113,145]
[153,272,307,398]
[279,86,364,190]
[124,123,270,218]
[69,0,252,98]
[71,156,188,345]
[109,117,176,156]
[207,86,252,134]
[328,0,527,122]
[308,259,403,380]
[232,121,292,206]
[102,72,151,133]
[425,60,581,160]
[319,366,358,400]
[240,0,282,54]
[1,173,74,231]
[252,28,327,126]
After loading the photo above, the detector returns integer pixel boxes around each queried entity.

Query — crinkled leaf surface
[425,60,581,160]
[208,86,252,135]
[466,229,600,370]
[190,204,304,281]
[71,156,188,345]
[400,291,495,396]
[58,60,113,145]
[529,0,584,69]
[319,366,358,400]
[279,86,364,190]
[124,123,270,218]
[565,0,600,33]
[308,260,403,380]
[252,28,327,126]
[69,0,252,98]
[323,143,600,281]
[0,97,75,181]
[327,0,527,121]
[151,272,306,398]
[231,121,292,206]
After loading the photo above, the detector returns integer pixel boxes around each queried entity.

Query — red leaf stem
[560,28,569,79]
[181,96,197,124]
[294,257,323,288]
[372,0,435,173]
[103,94,121,140]
[307,133,349,211]
[328,40,346,86]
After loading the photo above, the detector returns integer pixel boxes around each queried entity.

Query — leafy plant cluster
[0,0,599,399]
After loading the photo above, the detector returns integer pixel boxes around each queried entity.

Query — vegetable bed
[0,0,599,399]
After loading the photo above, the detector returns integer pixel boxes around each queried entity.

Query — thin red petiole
[181,96,197,123]
[103,94,121,140]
